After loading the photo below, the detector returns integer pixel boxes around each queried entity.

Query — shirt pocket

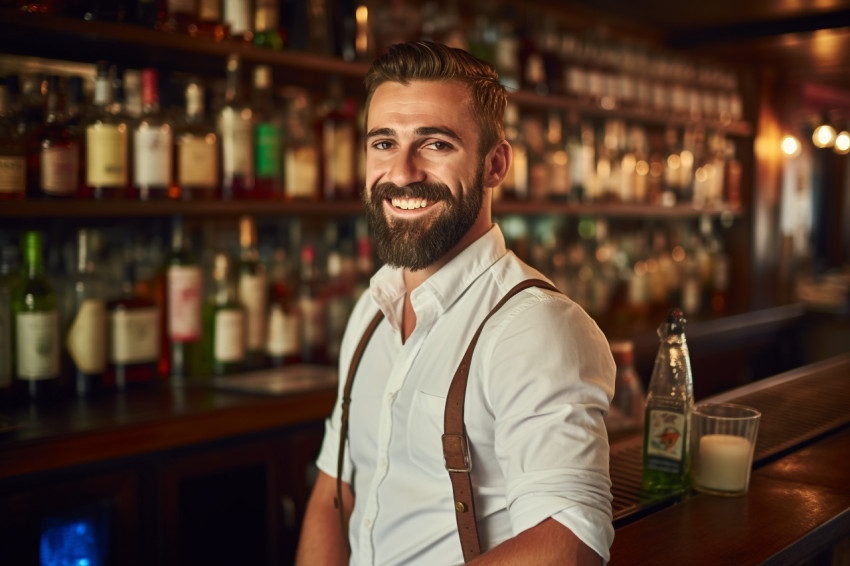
[406,389,449,476]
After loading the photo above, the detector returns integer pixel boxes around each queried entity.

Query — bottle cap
[660,308,687,337]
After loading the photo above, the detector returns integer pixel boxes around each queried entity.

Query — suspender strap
[442,278,558,562]
[336,279,559,562]
[336,310,384,557]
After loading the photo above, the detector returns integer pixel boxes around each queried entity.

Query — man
[296,41,615,565]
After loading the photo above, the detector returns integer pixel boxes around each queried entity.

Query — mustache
[371,181,454,203]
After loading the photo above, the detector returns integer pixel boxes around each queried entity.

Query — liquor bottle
[32,75,80,198]
[194,0,226,39]
[322,244,354,365]
[131,68,173,201]
[252,65,283,199]
[0,244,19,405]
[164,0,198,33]
[253,0,283,50]
[641,308,694,494]
[236,215,268,369]
[165,216,202,382]
[543,110,570,202]
[218,54,254,200]
[174,78,219,201]
[12,231,62,403]
[297,243,326,364]
[63,228,106,397]
[282,88,320,200]
[82,61,129,200]
[605,339,646,434]
[319,76,358,201]
[202,253,245,376]
[223,0,252,41]
[0,77,27,200]
[266,246,300,366]
[497,102,528,201]
[105,247,161,390]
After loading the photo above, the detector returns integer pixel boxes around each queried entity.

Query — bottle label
[199,0,221,20]
[86,124,128,187]
[167,265,202,342]
[167,0,194,12]
[223,0,250,35]
[266,303,299,357]
[109,306,160,364]
[134,126,173,187]
[41,145,80,195]
[220,108,254,178]
[214,308,245,362]
[255,123,282,177]
[299,295,324,346]
[15,310,60,380]
[178,135,218,188]
[238,271,267,351]
[646,409,686,469]
[325,122,355,189]
[285,146,319,198]
[67,299,106,374]
[0,155,26,194]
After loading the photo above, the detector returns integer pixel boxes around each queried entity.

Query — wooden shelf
[0,198,743,220]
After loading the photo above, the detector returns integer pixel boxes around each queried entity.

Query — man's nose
[384,149,426,187]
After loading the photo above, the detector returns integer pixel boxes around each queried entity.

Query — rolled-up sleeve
[483,292,616,562]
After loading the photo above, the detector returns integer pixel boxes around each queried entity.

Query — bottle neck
[24,234,45,278]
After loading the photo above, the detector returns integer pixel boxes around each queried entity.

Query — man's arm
[295,470,353,566]
[468,518,601,566]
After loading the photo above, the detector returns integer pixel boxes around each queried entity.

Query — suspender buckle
[442,433,472,473]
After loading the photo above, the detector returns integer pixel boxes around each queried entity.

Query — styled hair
[364,41,507,157]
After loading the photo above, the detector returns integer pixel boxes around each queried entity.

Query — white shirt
[315,224,616,565]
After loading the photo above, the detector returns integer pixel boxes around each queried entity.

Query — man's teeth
[391,197,430,210]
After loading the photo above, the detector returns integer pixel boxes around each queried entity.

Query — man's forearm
[467,518,602,566]
[295,470,352,566]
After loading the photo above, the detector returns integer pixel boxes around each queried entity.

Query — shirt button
[363,518,372,528]
[379,457,387,468]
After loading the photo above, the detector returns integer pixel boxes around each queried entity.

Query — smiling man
[296,41,615,566]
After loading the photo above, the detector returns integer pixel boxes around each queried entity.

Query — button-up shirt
[315,224,616,565]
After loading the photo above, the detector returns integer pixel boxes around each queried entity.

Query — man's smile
[385,197,441,213]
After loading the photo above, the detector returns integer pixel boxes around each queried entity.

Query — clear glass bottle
[63,228,107,397]
[282,88,320,201]
[12,231,62,403]
[236,215,268,369]
[131,68,174,201]
[297,243,326,364]
[319,75,358,201]
[641,308,694,494]
[606,339,646,434]
[165,216,203,382]
[174,78,219,201]
[203,253,245,376]
[34,75,80,199]
[218,54,254,200]
[82,61,129,200]
[266,246,300,367]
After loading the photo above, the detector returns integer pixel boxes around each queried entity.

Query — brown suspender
[336,278,559,562]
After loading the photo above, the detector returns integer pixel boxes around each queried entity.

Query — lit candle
[695,434,752,493]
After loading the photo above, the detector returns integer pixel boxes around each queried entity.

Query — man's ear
[482,140,512,189]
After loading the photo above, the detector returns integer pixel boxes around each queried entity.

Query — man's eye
[372,141,392,150]
[426,141,451,151]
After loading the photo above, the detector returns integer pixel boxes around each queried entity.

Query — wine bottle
[12,231,62,403]
[165,216,202,382]
[218,54,254,200]
[641,308,694,494]
[64,228,107,397]
[0,77,27,201]
[236,215,268,369]
[0,243,19,405]
[82,61,129,200]
[297,243,326,364]
[266,246,300,366]
[174,78,219,201]
[252,65,283,199]
[203,253,245,376]
[282,88,320,200]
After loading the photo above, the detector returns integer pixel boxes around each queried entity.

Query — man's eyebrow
[365,127,395,140]
[364,126,463,142]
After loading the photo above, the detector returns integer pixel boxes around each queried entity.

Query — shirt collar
[369,224,507,332]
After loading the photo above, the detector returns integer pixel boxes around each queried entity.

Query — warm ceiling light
[781,134,801,157]
[813,123,837,148]
[836,131,850,154]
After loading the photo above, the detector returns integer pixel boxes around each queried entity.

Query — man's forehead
[367,80,473,129]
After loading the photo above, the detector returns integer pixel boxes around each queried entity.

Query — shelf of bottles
[0,0,749,405]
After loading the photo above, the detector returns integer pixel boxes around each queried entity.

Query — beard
[363,169,484,272]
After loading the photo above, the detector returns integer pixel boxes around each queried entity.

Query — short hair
[364,41,507,157]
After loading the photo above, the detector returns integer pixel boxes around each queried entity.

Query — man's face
[363,80,486,272]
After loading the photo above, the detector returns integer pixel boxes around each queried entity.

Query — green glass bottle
[203,253,246,376]
[165,216,202,384]
[641,308,694,494]
[12,230,62,403]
